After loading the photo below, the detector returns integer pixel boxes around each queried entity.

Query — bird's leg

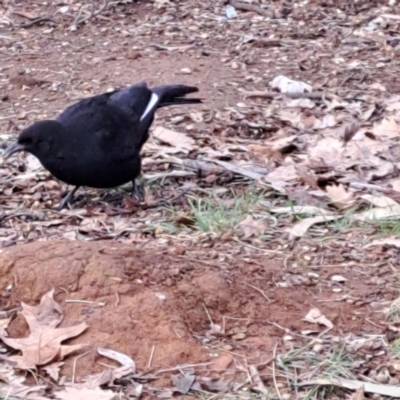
[57,186,80,211]
[131,179,144,203]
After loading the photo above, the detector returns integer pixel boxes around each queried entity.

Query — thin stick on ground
[244,282,272,303]
[147,345,155,370]
[229,0,274,17]
[203,302,214,325]
[72,349,93,384]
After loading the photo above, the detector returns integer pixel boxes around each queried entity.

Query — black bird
[4,82,202,209]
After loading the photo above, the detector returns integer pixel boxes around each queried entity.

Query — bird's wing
[107,84,156,123]
[57,97,139,154]
[57,91,119,125]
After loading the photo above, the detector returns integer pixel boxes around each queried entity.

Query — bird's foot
[131,180,145,203]
[56,186,79,211]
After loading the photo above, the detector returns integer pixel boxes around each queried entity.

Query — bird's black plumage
[4,82,202,209]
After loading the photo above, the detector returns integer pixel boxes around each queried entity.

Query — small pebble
[313,343,324,353]
[181,68,192,74]
[232,332,246,340]
[375,372,389,383]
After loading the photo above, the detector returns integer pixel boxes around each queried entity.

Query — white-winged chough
[4,82,202,209]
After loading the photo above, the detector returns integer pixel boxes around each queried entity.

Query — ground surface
[1,0,400,399]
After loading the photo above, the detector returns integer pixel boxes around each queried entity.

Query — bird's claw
[56,186,79,211]
[131,181,145,203]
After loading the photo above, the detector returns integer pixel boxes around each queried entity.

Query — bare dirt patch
[0,240,385,386]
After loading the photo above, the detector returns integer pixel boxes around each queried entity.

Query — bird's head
[3,120,63,160]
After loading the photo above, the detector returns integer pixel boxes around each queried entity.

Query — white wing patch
[140,93,159,121]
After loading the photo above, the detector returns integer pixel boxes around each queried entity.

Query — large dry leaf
[1,289,88,369]
[361,194,400,208]
[270,206,334,216]
[326,184,355,209]
[372,116,399,139]
[287,215,341,238]
[308,137,344,167]
[249,135,297,153]
[298,378,400,397]
[313,114,337,129]
[354,207,400,222]
[0,383,48,400]
[390,179,400,192]
[364,237,400,249]
[0,363,47,399]
[153,126,195,150]
[264,165,298,183]
[205,159,265,180]
[54,386,115,400]
[353,195,400,222]
[238,215,266,238]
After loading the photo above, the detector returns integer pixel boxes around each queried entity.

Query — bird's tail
[152,85,202,108]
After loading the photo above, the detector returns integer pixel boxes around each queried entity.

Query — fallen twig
[243,282,272,303]
[243,90,333,101]
[229,0,274,18]
[70,0,108,29]
[20,16,56,29]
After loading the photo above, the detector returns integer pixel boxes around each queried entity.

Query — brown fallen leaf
[54,386,115,400]
[1,289,88,369]
[153,126,195,150]
[286,215,340,238]
[265,164,298,183]
[249,135,297,153]
[326,184,355,210]
[0,383,48,400]
[353,194,400,222]
[43,361,64,382]
[372,116,399,139]
[361,194,400,208]
[364,237,400,249]
[0,363,47,399]
[270,205,334,216]
[0,317,11,336]
[238,215,266,238]
[351,385,365,400]
[298,377,400,397]
[390,179,400,193]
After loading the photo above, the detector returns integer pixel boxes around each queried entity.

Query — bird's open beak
[3,142,25,160]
